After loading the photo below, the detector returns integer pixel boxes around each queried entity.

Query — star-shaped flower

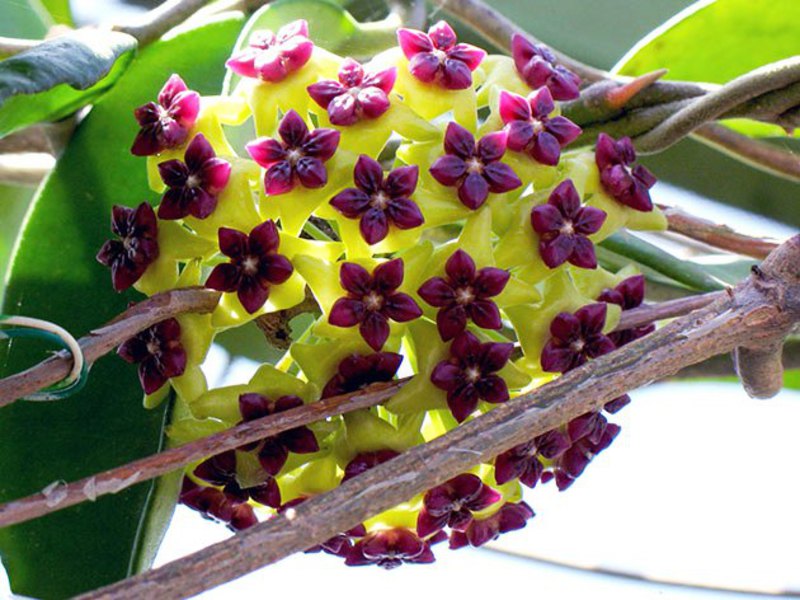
[531,179,606,269]
[429,122,521,210]
[430,331,514,422]
[418,249,509,341]
[329,155,423,245]
[417,474,502,538]
[307,58,396,125]
[96,202,159,291]
[448,501,534,549]
[511,34,581,101]
[499,88,581,166]
[131,74,200,156]
[321,352,404,399]
[494,429,570,488]
[540,303,616,374]
[246,109,340,195]
[192,450,281,509]
[328,259,422,351]
[346,528,436,568]
[342,449,400,482]
[595,133,657,212]
[117,318,186,394]
[156,133,231,220]
[397,20,485,90]
[205,220,294,314]
[226,19,314,82]
[542,422,620,490]
[597,274,655,347]
[237,393,319,476]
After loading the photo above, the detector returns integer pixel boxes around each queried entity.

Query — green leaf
[37,0,73,26]
[223,0,397,95]
[0,183,36,299]
[0,0,50,40]
[614,0,800,138]
[599,231,727,292]
[0,14,243,599]
[0,29,137,138]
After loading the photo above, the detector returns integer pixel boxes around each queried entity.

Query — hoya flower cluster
[98,18,665,567]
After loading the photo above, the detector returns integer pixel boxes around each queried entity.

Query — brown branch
[0,380,403,528]
[0,289,727,528]
[0,288,221,408]
[693,123,800,183]
[112,0,211,46]
[76,236,800,600]
[660,204,781,259]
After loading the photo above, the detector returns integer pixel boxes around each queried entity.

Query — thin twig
[0,380,403,528]
[112,0,211,46]
[0,288,221,408]
[0,36,40,56]
[693,123,800,183]
[0,288,722,525]
[76,235,800,600]
[661,203,782,259]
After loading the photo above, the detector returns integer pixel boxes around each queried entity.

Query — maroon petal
[360,208,390,244]
[458,172,490,209]
[430,361,462,391]
[247,478,281,508]
[373,258,404,292]
[436,304,468,341]
[428,20,457,50]
[540,234,574,268]
[295,157,328,188]
[480,342,514,372]
[249,219,281,254]
[239,392,271,421]
[574,205,606,235]
[307,80,346,109]
[531,203,565,234]
[246,137,287,167]
[505,120,534,153]
[264,161,295,195]
[473,267,509,297]
[362,67,397,94]
[482,162,521,194]
[440,59,473,90]
[569,236,598,269]
[417,509,449,538]
[445,249,476,284]
[357,87,391,119]
[499,90,531,123]
[258,439,290,475]
[386,197,424,229]
[550,312,581,340]
[330,187,371,217]
[418,277,456,307]
[329,298,365,327]
[205,263,241,292]
[447,385,480,422]
[469,300,502,330]
[397,28,434,58]
[475,374,509,404]
[219,227,251,260]
[443,122,475,159]
[139,362,168,395]
[547,115,582,146]
[530,131,562,166]
[157,159,189,188]
[340,262,373,295]
[408,52,440,84]
[262,254,294,285]
[278,110,310,147]
[302,128,340,161]
[353,155,384,194]
[577,303,607,334]
[429,155,467,187]
[184,134,216,170]
[360,311,391,351]
[448,43,485,71]
[477,131,507,163]
[238,278,269,313]
[186,188,218,220]
[383,292,422,322]
[385,165,419,198]
[282,427,319,454]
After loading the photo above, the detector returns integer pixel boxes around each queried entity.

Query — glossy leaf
[223,0,396,94]
[0,29,136,138]
[0,0,49,41]
[614,0,800,138]
[39,0,73,26]
[0,14,243,599]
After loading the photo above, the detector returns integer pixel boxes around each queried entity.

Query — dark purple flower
[117,318,186,394]
[131,74,200,156]
[205,220,294,314]
[417,249,509,341]
[494,429,570,488]
[511,34,581,101]
[397,20,485,90]
[342,449,400,482]
[226,19,313,82]
[157,133,231,220]
[328,259,422,351]
[346,528,435,569]
[540,303,616,374]
[449,501,534,549]
[430,331,514,423]
[192,449,282,510]
[499,88,581,166]
[308,58,396,125]
[321,352,403,399]
[329,155,423,244]
[246,110,340,195]
[429,122,521,210]
[280,497,367,556]
[180,476,263,531]
[543,421,621,491]
[96,202,159,292]
[595,133,657,212]
[603,394,631,414]
[597,274,655,346]
[236,393,319,476]
[417,474,501,538]
[531,179,606,269]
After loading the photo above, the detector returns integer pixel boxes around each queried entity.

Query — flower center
[242,255,260,275]
[465,157,483,174]
[286,148,304,166]
[186,174,201,189]
[531,118,545,134]
[433,49,448,64]
[363,291,384,311]
[569,338,586,353]
[371,191,390,210]
[122,235,136,253]
[454,286,475,305]
[347,86,362,98]
[464,365,481,383]
[559,220,575,235]
[146,340,161,356]
[157,105,173,125]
